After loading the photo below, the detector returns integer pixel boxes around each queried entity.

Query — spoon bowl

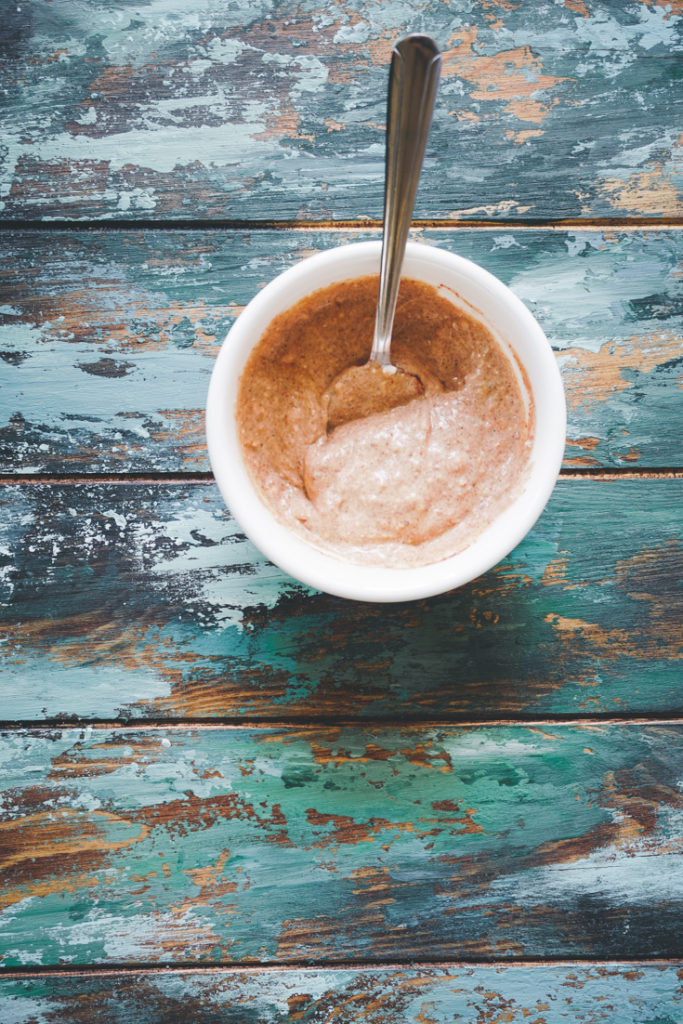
[326,35,441,431]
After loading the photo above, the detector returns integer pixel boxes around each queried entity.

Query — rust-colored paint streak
[307,738,454,774]
[565,0,591,15]
[617,541,682,645]
[253,100,314,144]
[602,768,683,855]
[151,675,319,720]
[49,738,166,779]
[7,269,229,355]
[8,610,207,703]
[287,993,313,1020]
[32,48,71,65]
[185,848,231,889]
[118,301,225,354]
[7,156,107,208]
[400,742,453,773]
[540,556,573,587]
[442,825,633,905]
[637,0,683,17]
[588,139,683,215]
[184,849,241,905]
[485,562,536,593]
[543,539,681,659]
[127,792,290,846]
[442,28,569,124]
[306,808,415,847]
[561,331,682,410]
[81,62,143,111]
[563,437,602,468]
[349,865,396,902]
[526,726,561,741]
[566,436,601,452]
[0,806,148,911]
[505,128,546,145]
[0,808,148,872]
[308,740,394,770]
[1,870,100,913]
[147,409,206,464]
[545,613,681,661]
[432,799,462,812]
[275,909,389,959]
[422,802,485,835]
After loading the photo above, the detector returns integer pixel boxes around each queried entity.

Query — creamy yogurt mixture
[237,276,534,568]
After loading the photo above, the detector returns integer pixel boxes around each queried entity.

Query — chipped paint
[0,0,680,219]
[560,331,682,410]
[0,0,681,1010]
[0,725,681,966]
[1,479,681,721]
[544,611,681,662]
[443,28,570,124]
[2,229,681,474]
[590,137,683,217]
[2,964,680,1023]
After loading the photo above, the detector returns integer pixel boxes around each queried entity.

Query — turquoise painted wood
[1,228,681,474]
[0,479,680,721]
[1,0,682,1005]
[1,724,682,966]
[1,964,682,1023]
[1,1,681,222]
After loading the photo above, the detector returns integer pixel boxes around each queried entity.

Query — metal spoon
[326,34,441,430]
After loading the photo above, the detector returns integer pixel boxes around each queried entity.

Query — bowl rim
[206,239,566,602]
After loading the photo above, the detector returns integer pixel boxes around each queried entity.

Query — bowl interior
[206,241,565,601]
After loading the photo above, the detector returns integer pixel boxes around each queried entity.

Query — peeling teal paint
[1,1,680,219]
[0,725,681,966]
[1,964,683,1024]
[0,479,680,721]
[0,1,681,1009]
[1,229,681,474]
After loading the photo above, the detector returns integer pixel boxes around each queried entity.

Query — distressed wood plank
[1,228,681,473]
[1,1,681,221]
[0,479,680,721]
[1,964,682,1023]
[1,724,681,965]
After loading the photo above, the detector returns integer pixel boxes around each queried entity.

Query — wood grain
[1,479,680,722]
[1,228,681,474]
[1,964,682,1023]
[1,0,681,1009]
[1,1,681,222]
[1,724,681,966]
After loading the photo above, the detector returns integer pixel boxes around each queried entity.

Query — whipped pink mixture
[237,276,534,568]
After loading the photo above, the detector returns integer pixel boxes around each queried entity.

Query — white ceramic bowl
[206,240,565,601]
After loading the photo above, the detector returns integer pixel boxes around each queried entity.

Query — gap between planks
[0,469,681,486]
[1,956,681,980]
[1,218,683,233]
[3,716,683,732]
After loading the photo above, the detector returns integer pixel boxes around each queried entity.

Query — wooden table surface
[1,1,682,1021]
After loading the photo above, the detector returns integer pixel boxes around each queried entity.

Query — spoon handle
[370,35,441,366]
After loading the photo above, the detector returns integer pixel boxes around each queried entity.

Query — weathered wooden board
[1,1,681,222]
[1,724,681,965]
[1,228,681,474]
[1,479,680,722]
[1,0,680,1000]
[1,964,682,1023]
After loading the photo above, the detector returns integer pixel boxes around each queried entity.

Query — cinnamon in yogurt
[236,275,534,568]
